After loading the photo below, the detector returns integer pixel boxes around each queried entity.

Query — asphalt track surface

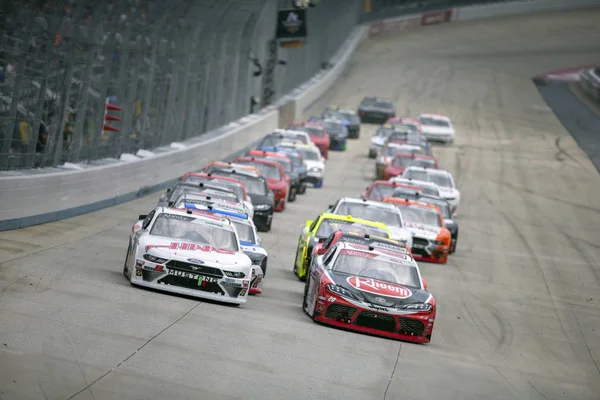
[2,8,600,400]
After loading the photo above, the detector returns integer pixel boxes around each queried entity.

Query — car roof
[418,113,450,120]
[392,177,439,188]
[159,206,233,226]
[337,197,399,210]
[336,241,416,266]
[207,166,261,178]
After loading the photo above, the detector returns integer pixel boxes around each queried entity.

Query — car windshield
[390,190,422,201]
[391,122,419,132]
[375,127,394,138]
[363,98,393,109]
[338,111,360,124]
[335,203,402,228]
[368,184,401,201]
[231,220,256,244]
[283,133,309,144]
[411,158,436,169]
[183,177,245,199]
[291,125,324,137]
[322,121,344,133]
[168,185,206,202]
[420,117,450,127]
[398,205,441,227]
[208,171,267,196]
[264,156,292,173]
[403,169,429,182]
[149,213,239,251]
[296,147,320,161]
[316,218,388,238]
[332,254,420,288]
[237,161,281,180]
[418,197,452,218]
[195,188,239,202]
[392,156,418,168]
[429,174,452,188]
[413,184,439,196]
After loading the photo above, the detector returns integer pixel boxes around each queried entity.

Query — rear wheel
[288,187,297,202]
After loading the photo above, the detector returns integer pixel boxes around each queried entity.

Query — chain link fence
[0,0,362,171]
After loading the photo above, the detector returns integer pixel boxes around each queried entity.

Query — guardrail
[2,0,599,231]
[580,68,600,104]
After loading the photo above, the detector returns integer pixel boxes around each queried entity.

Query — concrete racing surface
[2,8,600,400]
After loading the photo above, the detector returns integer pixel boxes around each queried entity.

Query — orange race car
[383,197,451,263]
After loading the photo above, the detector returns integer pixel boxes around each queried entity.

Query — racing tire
[368,150,376,159]
[123,243,132,279]
[450,232,458,254]
[293,247,300,276]
[288,187,297,202]
[298,182,307,195]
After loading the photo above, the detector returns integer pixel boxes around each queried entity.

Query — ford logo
[188,258,205,265]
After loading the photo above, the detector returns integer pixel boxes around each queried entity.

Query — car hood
[439,187,459,198]
[327,271,430,307]
[422,126,454,134]
[304,160,325,171]
[388,226,412,241]
[404,222,441,240]
[139,236,250,268]
[371,136,386,146]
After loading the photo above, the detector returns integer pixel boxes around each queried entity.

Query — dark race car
[203,166,274,232]
[302,237,436,344]
[357,96,396,124]
[322,107,361,138]
[307,117,348,151]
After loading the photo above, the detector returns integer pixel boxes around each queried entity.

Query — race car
[246,150,303,201]
[258,145,308,195]
[389,177,441,197]
[322,106,361,138]
[294,213,391,281]
[182,204,268,295]
[408,193,459,254]
[181,172,254,218]
[258,129,312,148]
[383,153,438,180]
[383,198,451,263]
[369,124,395,158]
[327,197,413,248]
[287,122,330,159]
[233,156,291,210]
[124,207,252,305]
[384,117,422,134]
[362,180,423,202]
[172,192,248,216]
[402,167,461,216]
[357,96,396,124]
[301,237,436,343]
[204,166,274,232]
[277,141,326,188]
[376,142,426,180]
[307,117,348,151]
[417,114,455,143]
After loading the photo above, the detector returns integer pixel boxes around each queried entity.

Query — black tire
[302,275,310,311]
[293,247,300,276]
[288,187,297,202]
[450,232,458,254]
[261,258,268,277]
[298,182,307,195]
[123,242,132,278]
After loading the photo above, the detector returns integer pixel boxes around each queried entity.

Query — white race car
[279,141,326,188]
[417,114,455,143]
[389,177,442,197]
[327,196,413,249]
[402,166,461,216]
[124,207,252,305]
[181,203,268,295]
[174,193,248,216]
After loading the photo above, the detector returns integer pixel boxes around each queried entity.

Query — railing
[0,0,360,171]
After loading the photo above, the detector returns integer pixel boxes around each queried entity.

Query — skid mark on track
[382,343,402,400]
[66,302,202,399]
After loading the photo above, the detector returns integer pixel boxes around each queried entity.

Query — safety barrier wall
[1,0,599,231]
[580,69,600,104]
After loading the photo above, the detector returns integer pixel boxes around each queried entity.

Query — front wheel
[298,182,307,195]
[123,242,132,278]
[288,187,297,202]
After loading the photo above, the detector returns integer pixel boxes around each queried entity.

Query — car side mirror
[256,235,262,245]
[305,219,313,228]
[422,278,428,291]
[138,214,147,220]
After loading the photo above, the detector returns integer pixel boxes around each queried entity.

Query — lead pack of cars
[121,100,460,346]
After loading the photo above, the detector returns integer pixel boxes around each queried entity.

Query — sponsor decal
[346,276,412,299]
[239,288,247,296]
[167,269,218,283]
[145,242,234,255]
[327,296,337,303]
[222,281,243,288]
[188,258,205,265]
[340,249,377,258]
[369,305,389,312]
[135,260,144,268]
[162,213,195,222]
[135,268,142,276]
[412,243,428,250]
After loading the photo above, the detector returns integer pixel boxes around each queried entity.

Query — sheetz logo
[283,12,302,33]
[346,276,412,299]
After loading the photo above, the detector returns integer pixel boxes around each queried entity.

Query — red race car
[384,117,423,134]
[362,180,423,202]
[383,153,439,180]
[287,121,330,159]
[232,156,290,212]
[302,230,435,344]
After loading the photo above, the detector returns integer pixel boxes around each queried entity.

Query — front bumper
[131,266,250,305]
[306,171,324,186]
[410,236,448,263]
[330,137,347,151]
[313,297,434,344]
[253,210,273,231]
[359,112,393,124]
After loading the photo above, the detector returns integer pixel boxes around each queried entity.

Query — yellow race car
[293,212,391,280]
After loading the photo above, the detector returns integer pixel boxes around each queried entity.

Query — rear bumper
[330,138,347,151]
